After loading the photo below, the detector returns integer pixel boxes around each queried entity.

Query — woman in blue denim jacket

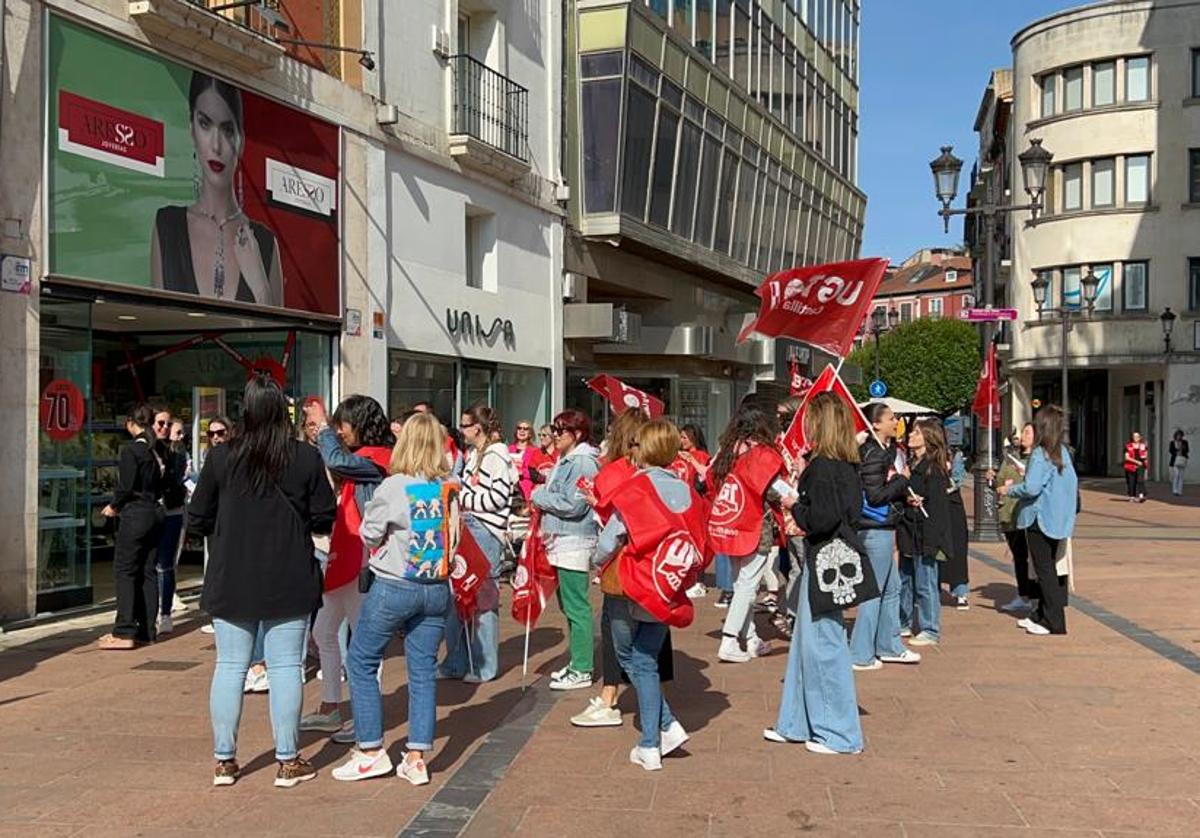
[999,405,1077,636]
[532,409,601,691]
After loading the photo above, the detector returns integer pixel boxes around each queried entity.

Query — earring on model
[193,152,200,200]
[237,168,244,211]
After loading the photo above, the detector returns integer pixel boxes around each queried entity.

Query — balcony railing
[451,54,529,163]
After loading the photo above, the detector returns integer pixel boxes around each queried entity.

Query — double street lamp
[869,306,899,384]
[928,137,1054,542]
[1031,268,1100,440]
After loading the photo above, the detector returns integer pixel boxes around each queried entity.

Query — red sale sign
[40,379,86,442]
[738,258,888,357]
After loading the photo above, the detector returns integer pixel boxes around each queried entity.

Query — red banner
[972,343,1001,428]
[450,521,491,621]
[511,511,558,626]
[58,91,165,177]
[780,364,871,462]
[738,258,889,357]
[587,374,665,419]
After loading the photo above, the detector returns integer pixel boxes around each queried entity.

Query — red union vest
[609,473,711,628]
[325,445,392,592]
[707,443,784,557]
[593,456,636,526]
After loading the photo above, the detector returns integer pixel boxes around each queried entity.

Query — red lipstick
[207,160,226,173]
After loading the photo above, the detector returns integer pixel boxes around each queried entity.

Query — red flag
[738,258,889,357]
[779,364,871,462]
[450,521,491,621]
[587,374,665,418]
[511,510,558,626]
[972,343,1001,429]
[788,356,814,397]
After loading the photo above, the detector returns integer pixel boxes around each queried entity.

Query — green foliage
[848,318,981,414]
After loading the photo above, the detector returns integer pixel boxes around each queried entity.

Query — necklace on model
[188,205,244,298]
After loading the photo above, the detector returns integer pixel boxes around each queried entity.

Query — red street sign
[40,379,85,442]
[960,307,1019,322]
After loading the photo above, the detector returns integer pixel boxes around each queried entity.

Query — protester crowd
[96,371,1084,789]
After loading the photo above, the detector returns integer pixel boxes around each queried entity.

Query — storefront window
[388,350,457,423]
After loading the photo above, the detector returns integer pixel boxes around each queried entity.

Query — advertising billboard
[47,17,340,316]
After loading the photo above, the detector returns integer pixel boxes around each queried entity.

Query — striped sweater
[460,442,517,541]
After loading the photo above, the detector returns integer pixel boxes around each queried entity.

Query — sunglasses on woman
[207,428,227,439]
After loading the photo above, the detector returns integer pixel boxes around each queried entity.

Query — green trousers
[555,568,594,674]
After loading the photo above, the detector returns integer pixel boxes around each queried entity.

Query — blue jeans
[156,512,185,616]
[775,559,863,752]
[210,616,307,761]
[714,553,733,593]
[441,517,503,681]
[606,597,675,749]
[849,529,904,663]
[348,577,450,751]
[899,554,941,639]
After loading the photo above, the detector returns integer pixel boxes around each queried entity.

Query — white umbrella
[858,396,936,415]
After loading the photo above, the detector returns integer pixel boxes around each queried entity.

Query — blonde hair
[635,419,680,468]
[605,409,648,463]
[803,392,860,463]
[390,413,450,479]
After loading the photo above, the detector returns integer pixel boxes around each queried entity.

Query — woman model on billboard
[151,72,283,307]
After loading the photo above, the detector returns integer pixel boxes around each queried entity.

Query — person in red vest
[672,423,711,600]
[708,404,795,663]
[1123,431,1149,502]
[300,395,395,737]
[594,419,708,770]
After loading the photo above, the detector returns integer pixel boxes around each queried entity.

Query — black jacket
[189,440,336,621]
[898,457,953,559]
[793,456,867,557]
[113,435,163,511]
[857,439,909,529]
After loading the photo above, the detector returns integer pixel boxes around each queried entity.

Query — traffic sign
[868,379,887,398]
[960,307,1019,322]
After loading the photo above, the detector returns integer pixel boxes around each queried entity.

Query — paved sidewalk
[2,480,1198,836]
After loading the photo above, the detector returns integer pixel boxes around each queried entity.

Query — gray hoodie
[360,473,453,584]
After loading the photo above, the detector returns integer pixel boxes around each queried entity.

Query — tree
[848,318,981,414]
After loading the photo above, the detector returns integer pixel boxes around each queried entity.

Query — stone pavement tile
[503,741,620,777]
[709,812,900,836]
[29,785,257,831]
[56,758,215,791]
[1008,793,1200,833]
[936,768,1119,796]
[1103,769,1200,798]
[481,774,654,811]
[650,777,833,818]
[0,827,82,838]
[512,807,709,837]
[863,732,1040,768]
[1021,738,1192,770]
[212,792,425,835]
[459,803,530,838]
[900,826,1101,837]
[0,754,75,788]
[828,786,1026,826]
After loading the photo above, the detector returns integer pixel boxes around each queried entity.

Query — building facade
[1003,0,1200,479]
[869,250,974,328]
[562,0,866,445]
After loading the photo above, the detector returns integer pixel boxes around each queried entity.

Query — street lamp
[869,307,895,384]
[1161,306,1177,354]
[929,138,1055,543]
[1032,268,1099,443]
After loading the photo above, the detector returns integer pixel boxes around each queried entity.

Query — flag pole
[521,609,532,691]
[464,618,475,679]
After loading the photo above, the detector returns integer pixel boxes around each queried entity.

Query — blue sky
[858,0,1076,263]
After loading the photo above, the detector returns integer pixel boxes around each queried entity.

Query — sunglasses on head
[459,421,477,430]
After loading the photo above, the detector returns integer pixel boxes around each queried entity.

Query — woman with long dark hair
[156,416,191,635]
[189,374,335,788]
[299,395,395,735]
[1122,431,1149,502]
[898,419,953,647]
[999,405,1078,635]
[708,404,791,663]
[97,404,165,650]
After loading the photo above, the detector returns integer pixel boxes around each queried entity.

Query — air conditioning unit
[431,26,451,59]
[554,183,571,203]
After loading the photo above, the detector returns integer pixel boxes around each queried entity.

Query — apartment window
[1063,163,1083,211]
[1093,60,1115,106]
[619,85,658,219]
[1091,263,1114,312]
[1091,158,1115,207]
[1189,148,1200,204]
[1188,258,1200,311]
[647,105,680,228]
[1062,266,1082,309]
[465,207,496,291]
[1193,48,1200,98]
[1123,261,1148,311]
[1036,269,1054,314]
[899,302,912,323]
[1040,72,1056,117]
[1063,65,1083,111]
[1125,154,1150,204]
[1126,55,1150,102]
[927,297,943,318]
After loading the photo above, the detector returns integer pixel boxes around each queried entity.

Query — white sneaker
[762,728,793,743]
[331,720,357,744]
[316,668,346,683]
[1000,596,1032,613]
[879,649,921,665]
[171,594,188,614]
[300,708,342,732]
[908,632,939,646]
[629,746,662,771]
[463,673,485,684]
[570,697,622,728]
[243,669,269,693]
[899,627,912,638]
[686,582,707,599]
[955,596,969,610]
[332,749,393,782]
[397,753,430,786]
[200,623,216,635]
[806,740,860,755]
[660,721,689,757]
[718,636,752,663]
[157,614,173,635]
[550,664,571,681]
[1024,621,1051,636]
[1016,618,1035,630]
[852,658,882,671]
[550,669,593,691]
[747,634,772,658]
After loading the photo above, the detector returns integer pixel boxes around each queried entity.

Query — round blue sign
[869,379,887,398]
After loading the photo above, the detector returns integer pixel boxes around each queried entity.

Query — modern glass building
[563,0,866,441]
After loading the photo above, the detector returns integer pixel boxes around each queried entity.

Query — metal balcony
[449,54,529,177]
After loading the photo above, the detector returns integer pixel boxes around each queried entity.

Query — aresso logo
[58,90,165,177]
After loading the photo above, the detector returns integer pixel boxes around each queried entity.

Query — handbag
[807,532,880,616]
[861,492,890,524]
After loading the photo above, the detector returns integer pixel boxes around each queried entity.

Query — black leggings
[1025,525,1068,634]
[1125,469,1144,497]
[1004,529,1040,600]
[112,502,163,641]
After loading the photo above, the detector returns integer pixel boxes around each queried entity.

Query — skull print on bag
[815,538,864,606]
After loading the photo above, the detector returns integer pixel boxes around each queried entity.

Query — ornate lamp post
[930,138,1054,542]
[1161,307,1177,354]
[869,306,898,384]
[1031,268,1100,438]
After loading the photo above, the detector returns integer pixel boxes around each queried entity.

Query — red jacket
[325,445,392,591]
[707,443,784,557]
